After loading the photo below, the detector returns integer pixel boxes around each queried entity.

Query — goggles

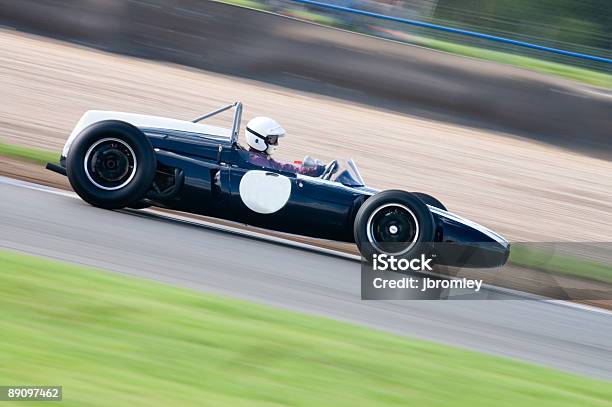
[248,127,280,146]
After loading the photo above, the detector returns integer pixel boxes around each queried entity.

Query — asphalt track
[1,177,611,380]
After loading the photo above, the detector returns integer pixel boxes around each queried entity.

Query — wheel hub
[95,148,130,182]
[366,203,420,255]
[84,138,137,191]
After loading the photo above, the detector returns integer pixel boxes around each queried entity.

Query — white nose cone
[239,170,291,214]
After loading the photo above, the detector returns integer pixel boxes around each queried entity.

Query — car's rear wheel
[354,190,435,261]
[67,120,156,209]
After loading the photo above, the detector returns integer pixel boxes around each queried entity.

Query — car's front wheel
[354,190,435,262]
[66,120,156,209]
[412,192,447,211]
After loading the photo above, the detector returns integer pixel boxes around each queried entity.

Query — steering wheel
[320,160,338,181]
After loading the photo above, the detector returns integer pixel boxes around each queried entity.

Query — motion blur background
[264,0,611,68]
[1,0,610,155]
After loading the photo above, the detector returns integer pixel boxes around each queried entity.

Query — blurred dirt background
[2,0,610,157]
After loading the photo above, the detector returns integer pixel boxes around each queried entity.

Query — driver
[244,117,325,176]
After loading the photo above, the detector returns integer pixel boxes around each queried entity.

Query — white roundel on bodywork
[239,170,291,214]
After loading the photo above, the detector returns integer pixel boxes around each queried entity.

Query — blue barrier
[289,0,612,64]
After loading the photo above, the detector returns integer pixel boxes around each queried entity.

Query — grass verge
[285,9,343,26]
[510,244,612,284]
[0,142,58,166]
[0,250,610,406]
[419,38,612,89]
[217,0,269,11]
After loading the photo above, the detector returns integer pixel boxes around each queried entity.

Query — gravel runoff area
[1,29,611,242]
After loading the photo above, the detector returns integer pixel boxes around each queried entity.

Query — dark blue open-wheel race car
[47,102,509,267]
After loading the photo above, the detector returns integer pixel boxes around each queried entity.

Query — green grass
[510,244,612,284]
[419,38,612,89]
[216,0,268,11]
[0,142,59,165]
[285,9,343,27]
[0,250,610,406]
[216,0,341,25]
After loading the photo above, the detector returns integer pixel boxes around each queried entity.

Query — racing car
[46,102,509,267]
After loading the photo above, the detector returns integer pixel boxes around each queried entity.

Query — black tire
[66,120,156,209]
[412,192,447,211]
[354,190,435,261]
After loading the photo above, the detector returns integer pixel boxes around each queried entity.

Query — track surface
[1,179,611,380]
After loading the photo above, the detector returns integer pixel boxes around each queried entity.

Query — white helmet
[245,116,285,155]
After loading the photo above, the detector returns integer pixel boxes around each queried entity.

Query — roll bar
[192,101,242,145]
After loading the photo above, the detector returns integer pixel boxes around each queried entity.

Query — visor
[266,134,279,145]
[247,127,281,146]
